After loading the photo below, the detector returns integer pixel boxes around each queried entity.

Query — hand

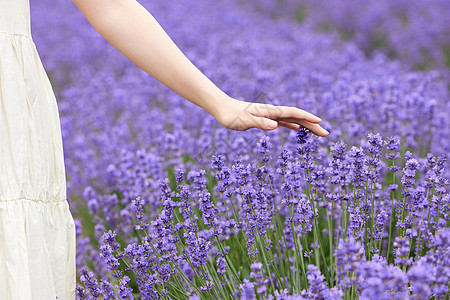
[213,97,329,136]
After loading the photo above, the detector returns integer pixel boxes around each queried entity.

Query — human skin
[71,0,329,136]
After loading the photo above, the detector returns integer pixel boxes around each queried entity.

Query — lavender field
[31,0,450,299]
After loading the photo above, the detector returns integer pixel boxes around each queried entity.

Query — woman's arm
[71,0,329,136]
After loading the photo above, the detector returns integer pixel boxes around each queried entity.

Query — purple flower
[327,140,349,188]
[184,231,211,268]
[79,267,101,298]
[357,255,408,299]
[385,136,400,164]
[257,135,272,163]
[305,264,330,299]
[217,256,226,276]
[335,237,365,290]
[240,278,257,300]
[99,230,121,275]
[277,149,290,176]
[175,168,185,185]
[131,197,149,230]
[393,236,412,266]
[367,133,383,154]
[348,146,367,193]
[374,210,388,241]
[407,261,435,300]
[250,262,269,296]
[75,284,89,300]
[198,190,217,228]
[116,276,134,299]
[188,169,208,192]
[402,158,420,188]
[211,154,225,171]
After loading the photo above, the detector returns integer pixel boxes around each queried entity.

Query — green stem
[288,203,307,291]
[328,200,334,285]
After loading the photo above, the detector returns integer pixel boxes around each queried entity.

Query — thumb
[251,115,278,130]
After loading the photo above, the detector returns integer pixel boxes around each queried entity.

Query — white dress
[0,0,76,299]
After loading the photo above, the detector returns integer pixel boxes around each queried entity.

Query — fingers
[298,120,329,137]
[276,117,330,136]
[277,120,300,131]
[278,106,322,124]
[225,100,329,134]
[277,120,329,136]
[250,115,278,131]
[249,103,323,124]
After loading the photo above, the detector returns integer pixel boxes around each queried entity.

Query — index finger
[276,106,322,124]
[249,103,323,124]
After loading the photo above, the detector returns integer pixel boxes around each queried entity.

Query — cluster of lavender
[238,0,450,71]
[74,130,449,299]
[28,0,450,298]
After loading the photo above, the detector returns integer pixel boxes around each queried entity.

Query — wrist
[199,89,231,120]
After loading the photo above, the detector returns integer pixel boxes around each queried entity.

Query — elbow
[71,0,123,34]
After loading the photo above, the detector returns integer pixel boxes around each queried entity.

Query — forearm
[71,0,329,135]
[72,0,228,117]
